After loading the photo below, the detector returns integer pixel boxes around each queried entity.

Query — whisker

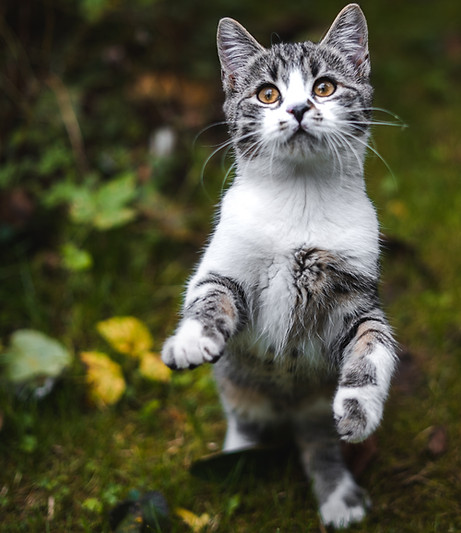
[219,136,267,191]
[200,130,257,186]
[326,134,344,178]
[338,119,406,129]
[366,107,407,123]
[342,130,396,182]
[348,107,408,128]
[221,159,237,192]
[193,121,228,146]
[241,136,268,175]
[329,130,363,173]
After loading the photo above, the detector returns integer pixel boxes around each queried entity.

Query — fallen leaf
[427,426,448,457]
[175,508,211,532]
[138,352,171,383]
[3,330,72,383]
[80,351,126,407]
[97,316,153,358]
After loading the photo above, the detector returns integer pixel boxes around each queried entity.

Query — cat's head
[217,4,373,166]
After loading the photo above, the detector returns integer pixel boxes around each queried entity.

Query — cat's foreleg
[162,272,247,370]
[333,309,397,443]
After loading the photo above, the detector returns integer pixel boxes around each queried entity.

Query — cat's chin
[288,127,317,143]
[282,130,325,160]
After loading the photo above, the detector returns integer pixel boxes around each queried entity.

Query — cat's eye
[313,78,336,97]
[257,85,281,105]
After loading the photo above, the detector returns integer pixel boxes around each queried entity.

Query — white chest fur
[190,162,379,357]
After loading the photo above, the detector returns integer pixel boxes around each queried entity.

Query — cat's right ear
[217,18,265,90]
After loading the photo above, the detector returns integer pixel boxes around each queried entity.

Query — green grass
[1,0,461,531]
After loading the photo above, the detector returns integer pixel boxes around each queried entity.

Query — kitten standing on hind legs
[162,4,397,529]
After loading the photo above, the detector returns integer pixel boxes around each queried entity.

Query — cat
[162,3,397,528]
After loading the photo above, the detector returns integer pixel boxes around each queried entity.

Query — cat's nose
[288,103,312,123]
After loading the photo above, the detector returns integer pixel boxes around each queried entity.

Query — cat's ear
[217,18,265,90]
[320,4,370,77]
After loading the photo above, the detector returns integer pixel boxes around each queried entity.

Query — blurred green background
[1,0,461,531]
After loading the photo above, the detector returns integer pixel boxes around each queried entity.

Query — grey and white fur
[162,4,397,528]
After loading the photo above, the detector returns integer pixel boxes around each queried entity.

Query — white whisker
[342,129,396,182]
[193,121,228,146]
[346,107,407,129]
[329,130,363,174]
[200,130,257,186]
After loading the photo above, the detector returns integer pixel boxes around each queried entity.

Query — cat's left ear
[217,18,265,90]
[320,3,370,78]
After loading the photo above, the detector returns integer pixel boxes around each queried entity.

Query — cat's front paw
[161,318,224,370]
[333,387,383,443]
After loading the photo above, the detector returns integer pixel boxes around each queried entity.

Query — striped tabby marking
[162,273,247,369]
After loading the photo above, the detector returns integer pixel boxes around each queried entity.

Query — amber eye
[257,85,281,104]
[313,78,336,97]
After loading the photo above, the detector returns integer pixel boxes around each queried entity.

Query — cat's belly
[249,246,351,358]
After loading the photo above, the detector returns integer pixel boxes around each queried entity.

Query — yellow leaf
[175,508,211,532]
[387,200,408,219]
[80,351,126,407]
[96,316,153,357]
[138,352,171,383]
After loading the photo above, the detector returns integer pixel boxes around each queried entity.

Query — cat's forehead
[249,41,351,85]
[276,69,310,100]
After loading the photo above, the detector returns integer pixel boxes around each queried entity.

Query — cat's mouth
[289,126,317,143]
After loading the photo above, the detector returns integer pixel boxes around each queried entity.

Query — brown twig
[47,73,88,177]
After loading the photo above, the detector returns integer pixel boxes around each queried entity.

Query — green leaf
[61,243,93,271]
[68,187,97,225]
[37,144,73,176]
[92,174,137,230]
[3,330,72,383]
[43,173,138,230]
[82,497,103,514]
[92,206,136,230]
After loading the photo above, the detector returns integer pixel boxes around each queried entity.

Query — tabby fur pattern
[162,4,397,528]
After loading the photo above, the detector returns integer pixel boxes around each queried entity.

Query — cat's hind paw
[319,473,369,529]
[161,319,224,370]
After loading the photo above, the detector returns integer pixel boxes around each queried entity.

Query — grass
[1,0,461,531]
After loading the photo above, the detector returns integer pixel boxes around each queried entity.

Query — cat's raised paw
[161,318,224,370]
[333,387,383,443]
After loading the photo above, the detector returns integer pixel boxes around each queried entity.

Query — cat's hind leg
[223,414,264,451]
[215,364,288,452]
[294,400,369,529]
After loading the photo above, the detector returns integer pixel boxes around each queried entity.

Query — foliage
[97,316,154,358]
[1,329,71,384]
[80,351,126,408]
[80,316,170,407]
[175,508,211,532]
